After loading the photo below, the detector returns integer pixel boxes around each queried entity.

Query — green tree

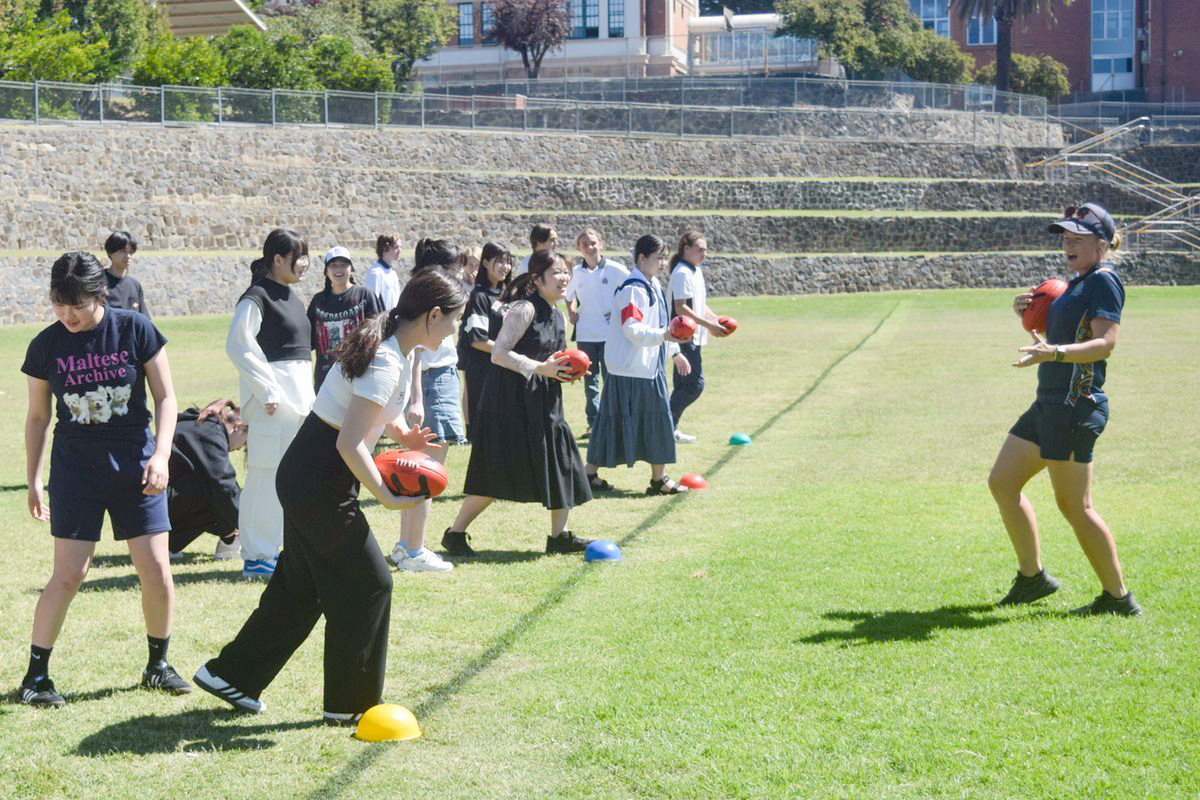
[905,27,974,84]
[0,7,107,83]
[133,36,227,88]
[975,51,1069,100]
[307,35,394,92]
[216,25,319,90]
[955,1,1072,95]
[46,0,152,80]
[360,0,456,88]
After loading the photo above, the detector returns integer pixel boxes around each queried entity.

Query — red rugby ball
[1022,279,1069,333]
[553,349,591,382]
[374,449,448,498]
[669,315,697,340]
[717,315,738,334]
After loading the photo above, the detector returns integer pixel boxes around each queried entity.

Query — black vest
[238,279,310,362]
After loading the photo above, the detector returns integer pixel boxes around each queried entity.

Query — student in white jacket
[584,235,692,495]
[226,229,316,580]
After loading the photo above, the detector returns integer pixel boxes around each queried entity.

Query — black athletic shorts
[1009,396,1108,464]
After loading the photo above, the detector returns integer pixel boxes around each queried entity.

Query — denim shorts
[421,365,466,443]
[1010,396,1109,463]
[49,435,171,541]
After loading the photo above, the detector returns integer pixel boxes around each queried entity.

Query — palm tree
[955,0,1071,96]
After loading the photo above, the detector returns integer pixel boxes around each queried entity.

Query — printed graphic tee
[307,285,385,391]
[21,307,166,442]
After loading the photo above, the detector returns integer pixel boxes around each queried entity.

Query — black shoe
[587,473,614,492]
[441,528,476,557]
[646,475,689,496]
[996,569,1061,606]
[1071,589,1143,616]
[142,663,194,695]
[19,677,65,708]
[546,530,593,554]
[578,428,591,440]
[323,710,364,726]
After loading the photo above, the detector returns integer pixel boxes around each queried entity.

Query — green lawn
[0,289,1197,800]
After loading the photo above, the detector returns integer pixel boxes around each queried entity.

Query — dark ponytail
[250,228,308,282]
[475,241,512,290]
[332,269,467,380]
[50,251,108,306]
[500,250,564,303]
[412,237,465,276]
[668,230,705,272]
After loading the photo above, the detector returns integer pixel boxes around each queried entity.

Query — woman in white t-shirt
[195,269,466,723]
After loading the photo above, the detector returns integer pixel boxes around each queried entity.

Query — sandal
[646,475,689,496]
[588,473,614,492]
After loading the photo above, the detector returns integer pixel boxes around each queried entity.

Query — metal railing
[0,78,1059,146]
[423,74,1048,117]
[1027,117,1151,168]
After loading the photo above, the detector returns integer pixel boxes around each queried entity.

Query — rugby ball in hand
[374,450,448,498]
[669,315,697,340]
[553,349,591,382]
[1022,279,1069,334]
[717,316,738,335]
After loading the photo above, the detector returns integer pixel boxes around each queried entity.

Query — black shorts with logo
[1009,396,1109,464]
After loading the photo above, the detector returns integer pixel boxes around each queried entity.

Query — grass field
[0,288,1197,800]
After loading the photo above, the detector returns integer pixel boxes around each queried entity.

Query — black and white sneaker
[19,677,65,708]
[322,710,364,726]
[193,664,266,713]
[996,569,1061,606]
[142,663,194,695]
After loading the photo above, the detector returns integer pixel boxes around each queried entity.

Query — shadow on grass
[797,604,1004,645]
[446,549,545,566]
[300,305,901,800]
[67,568,245,593]
[0,483,27,493]
[75,709,323,756]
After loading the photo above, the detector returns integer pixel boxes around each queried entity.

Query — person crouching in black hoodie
[167,399,247,561]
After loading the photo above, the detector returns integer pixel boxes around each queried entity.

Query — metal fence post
[627,103,632,134]
[160,87,165,126]
[33,81,39,124]
[323,91,329,126]
[98,87,104,124]
[679,102,684,136]
[421,94,426,128]
[729,104,734,137]
[373,93,379,128]
[217,87,223,124]
[575,99,580,133]
[472,95,477,129]
[271,90,277,126]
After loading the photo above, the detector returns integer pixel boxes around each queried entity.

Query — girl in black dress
[456,241,512,439]
[442,251,593,556]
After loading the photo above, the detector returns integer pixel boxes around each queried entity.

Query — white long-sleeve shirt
[226,299,315,417]
[603,268,679,379]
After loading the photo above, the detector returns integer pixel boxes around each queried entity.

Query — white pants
[239,400,304,561]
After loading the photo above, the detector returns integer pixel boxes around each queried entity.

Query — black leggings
[204,413,392,715]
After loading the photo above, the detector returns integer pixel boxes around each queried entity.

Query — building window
[909,0,949,39]
[967,13,996,46]
[481,1,496,44]
[457,2,474,47]
[608,0,624,38]
[568,0,599,39]
[1092,0,1134,41]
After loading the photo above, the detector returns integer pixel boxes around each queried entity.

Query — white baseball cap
[324,246,353,266]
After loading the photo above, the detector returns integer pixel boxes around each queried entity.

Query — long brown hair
[501,250,564,303]
[332,269,466,380]
[668,230,705,272]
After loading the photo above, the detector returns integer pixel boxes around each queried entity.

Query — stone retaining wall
[1122,144,1200,183]
[3,251,1194,326]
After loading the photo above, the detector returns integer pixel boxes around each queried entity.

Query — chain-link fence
[0,78,1059,146]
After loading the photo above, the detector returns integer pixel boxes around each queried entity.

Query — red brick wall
[953,3,1093,96]
[1144,0,1200,102]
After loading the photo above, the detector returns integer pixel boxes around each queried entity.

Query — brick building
[910,0,1200,102]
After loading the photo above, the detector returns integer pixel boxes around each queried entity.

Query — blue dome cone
[729,432,752,445]
[584,540,621,562]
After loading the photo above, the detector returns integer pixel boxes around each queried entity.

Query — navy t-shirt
[1037,262,1123,405]
[21,307,167,442]
[105,270,150,318]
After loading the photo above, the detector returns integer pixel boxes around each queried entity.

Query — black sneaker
[441,528,476,557]
[142,663,194,695]
[996,569,1061,606]
[1071,589,1143,617]
[19,677,65,708]
[546,530,593,555]
[323,710,364,726]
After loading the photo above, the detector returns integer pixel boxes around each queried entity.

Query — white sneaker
[673,430,697,444]
[392,546,454,572]
[214,534,241,561]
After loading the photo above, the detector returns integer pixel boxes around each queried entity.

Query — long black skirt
[463,365,592,510]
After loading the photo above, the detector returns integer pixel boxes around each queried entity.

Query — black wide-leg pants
[206,413,393,715]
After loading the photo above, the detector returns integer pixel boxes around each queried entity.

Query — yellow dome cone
[355,704,422,742]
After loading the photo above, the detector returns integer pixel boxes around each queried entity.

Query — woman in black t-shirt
[308,246,385,392]
[19,252,191,707]
[456,241,512,439]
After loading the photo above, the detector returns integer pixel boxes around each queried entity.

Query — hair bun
[1108,231,1122,251]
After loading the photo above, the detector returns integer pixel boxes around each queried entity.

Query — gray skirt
[586,370,676,468]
